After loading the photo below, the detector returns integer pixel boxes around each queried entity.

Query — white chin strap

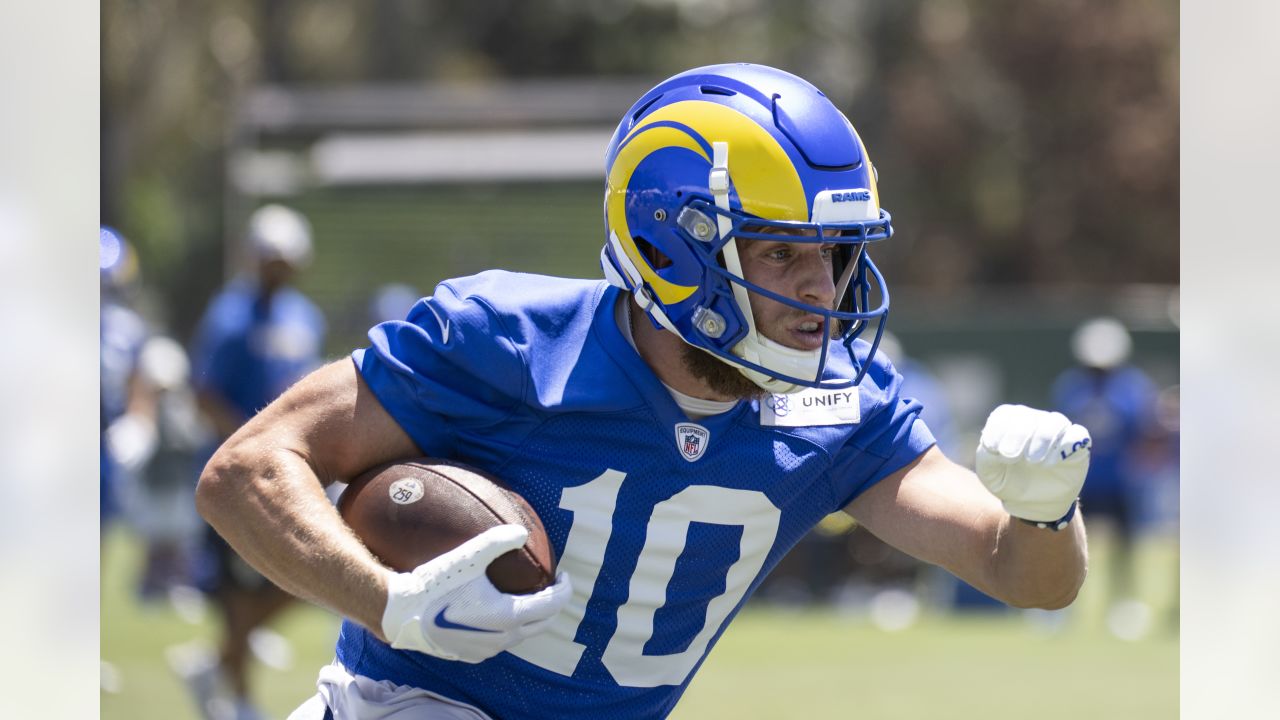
[710,141,821,395]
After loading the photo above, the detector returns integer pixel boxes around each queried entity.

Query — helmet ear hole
[633,235,674,270]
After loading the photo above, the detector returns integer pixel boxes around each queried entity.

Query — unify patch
[760,386,860,427]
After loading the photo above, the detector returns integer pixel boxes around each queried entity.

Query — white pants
[287,661,493,720]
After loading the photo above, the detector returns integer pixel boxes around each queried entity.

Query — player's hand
[975,404,1091,523]
[381,524,572,663]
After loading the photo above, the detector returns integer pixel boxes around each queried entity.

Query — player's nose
[797,248,836,307]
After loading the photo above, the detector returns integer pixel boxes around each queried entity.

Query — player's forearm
[986,513,1088,610]
[196,441,392,638]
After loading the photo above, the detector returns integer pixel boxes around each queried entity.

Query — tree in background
[102,0,1177,341]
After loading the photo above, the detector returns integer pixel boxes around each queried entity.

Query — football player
[185,204,327,720]
[1052,317,1159,633]
[100,226,150,533]
[197,64,1091,720]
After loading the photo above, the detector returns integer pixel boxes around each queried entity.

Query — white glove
[381,524,572,663]
[975,404,1092,522]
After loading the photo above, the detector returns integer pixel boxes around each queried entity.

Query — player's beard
[680,344,767,400]
[679,313,846,400]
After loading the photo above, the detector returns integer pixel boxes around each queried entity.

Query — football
[338,458,555,594]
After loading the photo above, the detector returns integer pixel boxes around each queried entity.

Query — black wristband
[1016,500,1078,532]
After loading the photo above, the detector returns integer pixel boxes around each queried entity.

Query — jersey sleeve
[352,282,529,457]
[829,352,937,509]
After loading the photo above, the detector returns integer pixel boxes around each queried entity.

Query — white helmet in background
[1071,317,1132,370]
[247,204,313,267]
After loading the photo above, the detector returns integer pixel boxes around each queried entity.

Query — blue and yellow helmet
[601,63,893,392]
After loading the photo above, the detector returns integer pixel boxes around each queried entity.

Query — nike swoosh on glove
[382,524,572,663]
[975,404,1092,522]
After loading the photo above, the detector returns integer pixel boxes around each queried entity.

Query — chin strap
[709,142,819,395]
[710,142,752,338]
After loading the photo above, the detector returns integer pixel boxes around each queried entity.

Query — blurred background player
[1139,382,1180,632]
[1051,316,1158,635]
[102,225,216,602]
[100,227,151,537]
[101,226,152,695]
[130,336,212,600]
[177,204,327,720]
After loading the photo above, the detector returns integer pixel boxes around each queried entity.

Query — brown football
[338,458,555,594]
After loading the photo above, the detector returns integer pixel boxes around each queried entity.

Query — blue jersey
[100,299,149,427]
[100,297,149,522]
[1051,365,1156,500]
[190,278,326,424]
[342,271,934,719]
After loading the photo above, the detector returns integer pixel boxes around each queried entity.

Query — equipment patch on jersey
[760,386,860,427]
[674,422,711,462]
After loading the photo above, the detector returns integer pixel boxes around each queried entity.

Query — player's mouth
[787,316,828,351]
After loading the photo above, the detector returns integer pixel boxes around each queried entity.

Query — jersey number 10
[509,469,782,687]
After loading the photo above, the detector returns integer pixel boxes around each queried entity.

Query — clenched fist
[975,404,1091,524]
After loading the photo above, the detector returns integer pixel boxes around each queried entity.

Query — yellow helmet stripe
[607,125,707,305]
[634,101,808,221]
[607,100,811,306]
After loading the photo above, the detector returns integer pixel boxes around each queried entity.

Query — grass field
[101,527,1177,719]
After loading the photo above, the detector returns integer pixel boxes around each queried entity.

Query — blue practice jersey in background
[190,278,326,423]
[100,298,150,523]
[1051,365,1156,505]
[342,271,934,719]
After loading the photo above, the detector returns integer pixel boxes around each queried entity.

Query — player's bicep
[843,446,1004,584]
[230,357,422,485]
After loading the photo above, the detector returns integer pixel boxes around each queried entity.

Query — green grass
[102,528,1177,719]
[100,528,343,720]
[672,611,1176,719]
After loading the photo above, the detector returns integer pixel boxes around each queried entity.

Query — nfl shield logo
[674,422,711,462]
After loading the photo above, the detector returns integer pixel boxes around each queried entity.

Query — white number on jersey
[509,469,781,687]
